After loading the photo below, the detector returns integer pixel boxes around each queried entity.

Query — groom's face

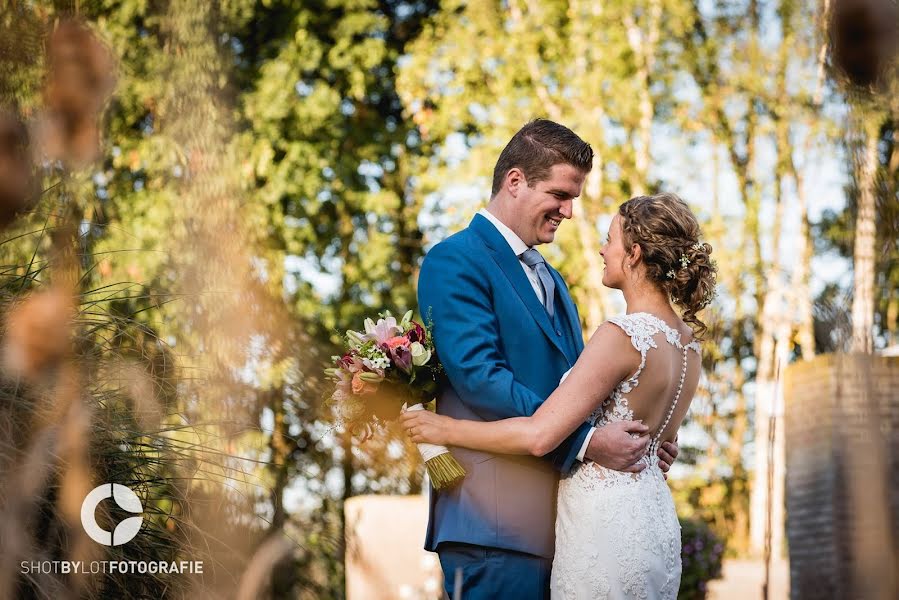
[514,163,585,246]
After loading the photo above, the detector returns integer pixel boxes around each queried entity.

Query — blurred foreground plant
[41,18,116,168]
[0,9,301,598]
[0,110,37,227]
[678,516,725,600]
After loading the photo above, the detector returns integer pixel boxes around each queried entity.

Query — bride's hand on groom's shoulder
[400,410,451,445]
[584,420,651,472]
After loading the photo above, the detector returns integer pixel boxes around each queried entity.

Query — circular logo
[80,483,144,546]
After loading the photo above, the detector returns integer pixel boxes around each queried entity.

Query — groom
[417,119,679,599]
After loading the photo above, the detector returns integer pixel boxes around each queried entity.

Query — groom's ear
[506,167,525,197]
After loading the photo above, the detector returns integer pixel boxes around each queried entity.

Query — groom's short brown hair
[491,119,594,197]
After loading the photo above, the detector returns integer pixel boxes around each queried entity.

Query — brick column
[783,354,898,600]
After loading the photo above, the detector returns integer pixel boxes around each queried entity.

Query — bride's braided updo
[618,193,717,338]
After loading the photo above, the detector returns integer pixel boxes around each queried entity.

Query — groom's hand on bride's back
[584,420,651,472]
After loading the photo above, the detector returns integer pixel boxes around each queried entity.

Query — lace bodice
[588,312,700,456]
[551,313,700,599]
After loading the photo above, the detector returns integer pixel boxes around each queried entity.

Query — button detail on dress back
[589,312,701,459]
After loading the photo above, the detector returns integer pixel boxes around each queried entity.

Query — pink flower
[351,372,367,394]
[345,356,368,374]
[333,369,352,387]
[384,335,410,350]
[363,316,402,344]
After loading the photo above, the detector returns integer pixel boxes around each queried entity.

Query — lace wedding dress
[550,313,701,599]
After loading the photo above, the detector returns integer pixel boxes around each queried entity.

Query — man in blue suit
[417,119,679,599]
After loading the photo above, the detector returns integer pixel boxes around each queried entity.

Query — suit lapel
[469,215,570,359]
[549,267,585,358]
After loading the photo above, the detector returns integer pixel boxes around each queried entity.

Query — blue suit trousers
[438,542,552,600]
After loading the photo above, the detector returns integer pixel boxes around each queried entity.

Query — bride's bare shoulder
[589,316,642,348]
[582,321,641,368]
[588,320,632,343]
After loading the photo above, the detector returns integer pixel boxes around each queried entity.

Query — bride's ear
[629,243,643,266]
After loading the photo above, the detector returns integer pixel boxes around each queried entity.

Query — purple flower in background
[678,517,725,595]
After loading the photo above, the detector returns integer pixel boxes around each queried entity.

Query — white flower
[363,354,390,370]
[360,345,390,371]
[410,342,431,366]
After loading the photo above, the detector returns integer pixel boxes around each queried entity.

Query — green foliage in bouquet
[678,516,725,600]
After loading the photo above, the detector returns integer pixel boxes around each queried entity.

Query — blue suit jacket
[417,213,591,559]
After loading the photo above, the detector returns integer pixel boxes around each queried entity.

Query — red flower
[406,322,426,343]
[336,352,355,369]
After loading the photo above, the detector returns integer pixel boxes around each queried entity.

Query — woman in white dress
[401,193,717,599]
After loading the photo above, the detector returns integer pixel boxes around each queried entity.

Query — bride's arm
[401,323,638,456]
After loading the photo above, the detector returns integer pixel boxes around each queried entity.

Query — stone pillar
[783,354,898,600]
[344,494,442,600]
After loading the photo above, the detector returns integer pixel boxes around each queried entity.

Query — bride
[402,193,717,599]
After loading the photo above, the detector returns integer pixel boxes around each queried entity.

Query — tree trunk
[268,387,292,533]
[792,169,817,360]
[750,23,794,554]
[623,0,662,194]
[850,118,880,353]
[684,2,758,554]
[790,0,830,360]
[573,165,612,331]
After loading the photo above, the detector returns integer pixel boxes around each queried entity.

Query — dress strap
[607,314,659,391]
[607,314,660,354]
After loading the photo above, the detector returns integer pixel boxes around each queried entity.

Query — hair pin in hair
[666,269,676,279]
[692,242,703,251]
[679,254,690,268]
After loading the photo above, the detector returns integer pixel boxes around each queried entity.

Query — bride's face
[600,215,627,288]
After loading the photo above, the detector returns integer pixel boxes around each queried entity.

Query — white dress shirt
[478,208,596,462]
[478,208,544,303]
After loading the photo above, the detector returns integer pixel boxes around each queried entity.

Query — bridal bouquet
[324,310,465,489]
